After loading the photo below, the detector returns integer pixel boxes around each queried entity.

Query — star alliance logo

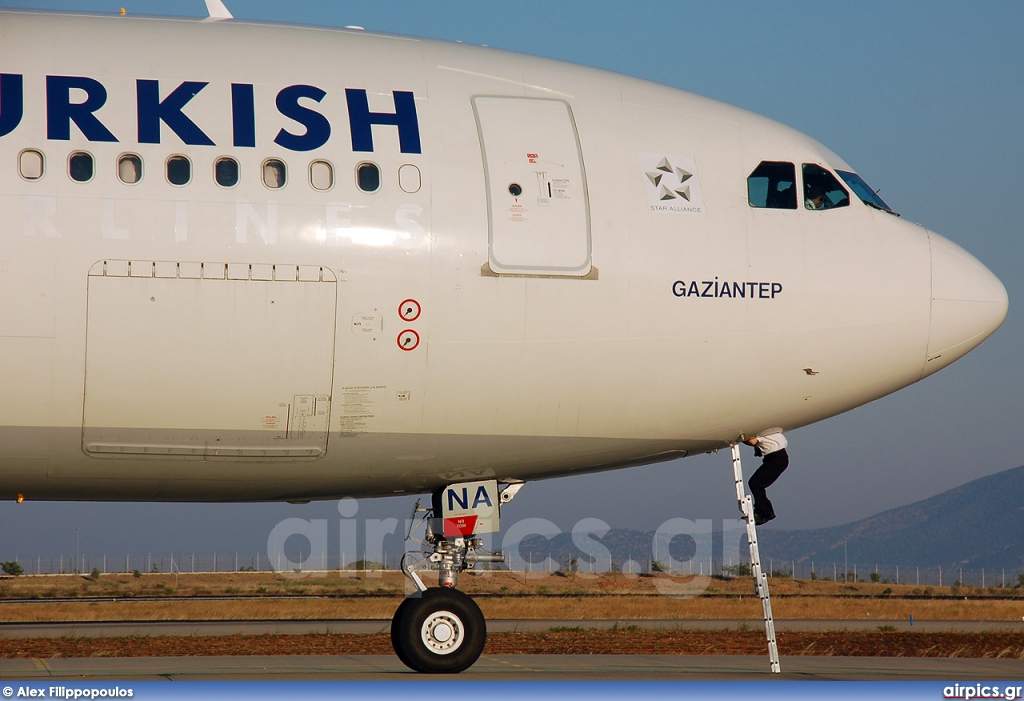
[647,157,694,201]
[638,153,706,214]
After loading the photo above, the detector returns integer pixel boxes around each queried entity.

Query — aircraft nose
[923,231,1008,377]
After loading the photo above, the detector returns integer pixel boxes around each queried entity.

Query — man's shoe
[754,512,775,526]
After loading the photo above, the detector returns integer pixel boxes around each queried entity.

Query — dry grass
[3,630,1024,659]
[3,572,1023,660]
[1,571,1022,624]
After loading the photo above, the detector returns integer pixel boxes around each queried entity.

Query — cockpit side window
[747,161,796,209]
[802,164,849,210]
[836,170,898,215]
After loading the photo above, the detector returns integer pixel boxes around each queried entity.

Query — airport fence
[1,551,398,576]
[753,559,1024,590]
[2,551,1022,590]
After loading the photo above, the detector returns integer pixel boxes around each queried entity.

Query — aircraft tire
[390,587,486,673]
[389,594,419,669]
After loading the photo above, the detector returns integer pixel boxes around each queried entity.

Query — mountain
[758,464,1024,573]
[514,465,1024,577]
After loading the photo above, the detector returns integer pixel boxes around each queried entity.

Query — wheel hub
[421,610,464,655]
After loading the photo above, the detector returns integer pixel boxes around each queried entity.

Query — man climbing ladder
[731,442,781,673]
[744,429,789,525]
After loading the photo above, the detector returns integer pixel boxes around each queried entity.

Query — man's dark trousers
[749,448,789,521]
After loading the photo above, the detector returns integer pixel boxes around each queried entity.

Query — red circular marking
[397,329,420,351]
[399,298,421,322]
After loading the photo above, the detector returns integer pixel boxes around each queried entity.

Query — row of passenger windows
[16,149,422,194]
[16,149,891,213]
[747,161,895,214]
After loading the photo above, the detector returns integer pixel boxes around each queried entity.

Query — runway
[3,617,1022,637]
[4,653,1024,681]
[3,619,1024,681]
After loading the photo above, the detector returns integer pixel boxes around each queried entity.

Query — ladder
[731,443,781,673]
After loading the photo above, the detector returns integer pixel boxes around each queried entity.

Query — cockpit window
[747,161,796,209]
[836,170,898,215]
[802,164,849,210]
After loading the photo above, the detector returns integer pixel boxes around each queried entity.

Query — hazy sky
[0,1,1020,566]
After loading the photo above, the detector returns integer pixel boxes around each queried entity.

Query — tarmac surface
[3,619,1024,681]
[3,617,1023,637]
[4,653,1024,681]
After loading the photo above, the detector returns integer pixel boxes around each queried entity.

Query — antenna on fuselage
[202,0,233,22]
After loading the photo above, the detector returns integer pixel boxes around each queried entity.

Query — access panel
[82,261,336,460]
[473,96,593,277]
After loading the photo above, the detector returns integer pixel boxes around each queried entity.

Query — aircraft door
[473,96,593,278]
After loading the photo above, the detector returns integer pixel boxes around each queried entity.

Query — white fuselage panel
[0,13,1006,502]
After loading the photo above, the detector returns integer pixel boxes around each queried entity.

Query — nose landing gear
[390,480,516,673]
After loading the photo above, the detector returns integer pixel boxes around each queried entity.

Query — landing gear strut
[390,480,515,673]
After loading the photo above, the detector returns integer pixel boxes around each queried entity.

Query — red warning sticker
[398,298,421,322]
[397,329,420,351]
[443,515,480,537]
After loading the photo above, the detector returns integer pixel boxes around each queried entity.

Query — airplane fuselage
[0,12,1007,502]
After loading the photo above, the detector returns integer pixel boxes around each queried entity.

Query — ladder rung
[730,443,781,674]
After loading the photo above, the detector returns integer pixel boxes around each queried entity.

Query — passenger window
[118,154,142,184]
[356,162,380,193]
[803,164,849,210]
[747,161,796,209]
[399,164,421,194]
[309,160,333,191]
[19,149,44,180]
[166,155,191,186]
[69,152,94,183]
[263,159,286,189]
[215,157,239,188]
